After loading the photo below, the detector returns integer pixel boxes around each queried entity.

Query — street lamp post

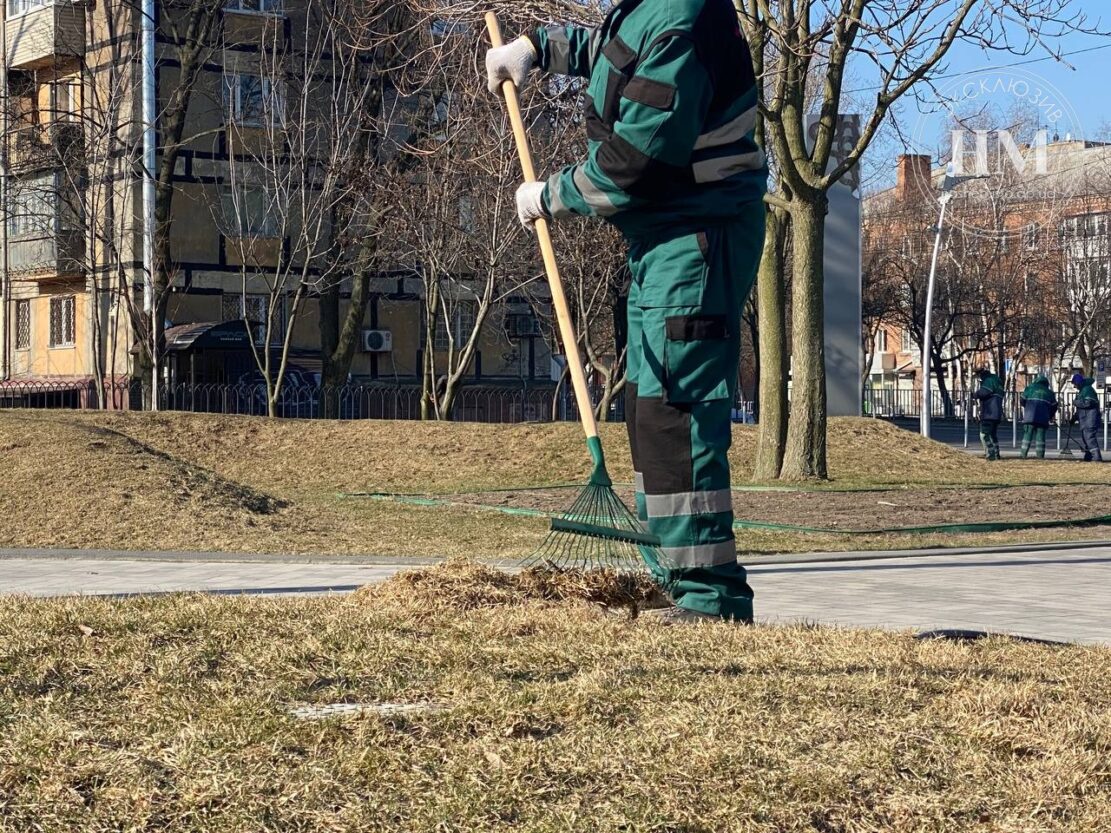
[920,172,987,439]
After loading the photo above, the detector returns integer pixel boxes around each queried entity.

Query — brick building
[863,141,1111,414]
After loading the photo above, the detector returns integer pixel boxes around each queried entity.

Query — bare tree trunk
[781,198,827,480]
[594,356,628,422]
[441,376,462,419]
[933,352,952,418]
[320,270,373,418]
[754,205,788,480]
[745,296,760,407]
[421,332,435,421]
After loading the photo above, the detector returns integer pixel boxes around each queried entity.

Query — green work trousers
[624,202,765,620]
[1020,425,1047,459]
[1079,426,1104,462]
[979,420,1000,460]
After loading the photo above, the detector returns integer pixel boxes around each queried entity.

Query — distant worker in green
[972,368,1004,461]
[1069,372,1104,463]
[1019,374,1057,459]
[486,0,767,622]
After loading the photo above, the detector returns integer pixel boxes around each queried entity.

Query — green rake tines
[522,437,662,573]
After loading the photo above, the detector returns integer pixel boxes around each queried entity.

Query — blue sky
[935,1,1111,138]
[856,0,1111,188]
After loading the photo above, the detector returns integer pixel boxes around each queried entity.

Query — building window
[15,300,30,350]
[1023,224,1040,250]
[431,302,477,350]
[1062,212,1111,242]
[53,78,81,124]
[7,174,54,238]
[222,291,268,324]
[7,0,52,16]
[221,187,279,238]
[875,329,888,352]
[223,74,282,127]
[225,0,283,13]
[223,291,278,344]
[900,329,914,353]
[49,295,75,347]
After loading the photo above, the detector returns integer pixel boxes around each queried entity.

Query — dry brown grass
[2,410,1108,558]
[50,409,1111,493]
[2,565,1110,831]
[359,558,668,613]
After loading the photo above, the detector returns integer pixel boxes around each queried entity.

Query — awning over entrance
[164,321,254,352]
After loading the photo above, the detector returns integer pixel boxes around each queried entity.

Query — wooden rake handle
[485,11,599,441]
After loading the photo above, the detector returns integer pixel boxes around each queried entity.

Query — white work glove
[486,36,537,95]
[515,181,549,229]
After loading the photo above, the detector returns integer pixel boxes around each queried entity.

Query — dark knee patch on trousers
[626,382,640,470]
[636,395,693,494]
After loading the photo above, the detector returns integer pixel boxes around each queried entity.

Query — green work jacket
[529,0,768,238]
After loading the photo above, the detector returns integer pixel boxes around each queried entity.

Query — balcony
[4,1,85,70]
[8,229,83,277]
[9,121,83,173]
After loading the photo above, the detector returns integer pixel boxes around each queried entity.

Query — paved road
[889,417,1108,458]
[3,546,1108,645]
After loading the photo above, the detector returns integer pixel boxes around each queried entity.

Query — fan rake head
[521,481,662,572]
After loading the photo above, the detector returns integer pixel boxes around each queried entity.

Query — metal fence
[0,379,134,411]
[865,387,1109,422]
[867,386,1111,452]
[865,388,984,419]
[156,381,575,423]
[0,377,764,426]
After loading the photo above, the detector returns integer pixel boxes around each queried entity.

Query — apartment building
[0,0,552,405]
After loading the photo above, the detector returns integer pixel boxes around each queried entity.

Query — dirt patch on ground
[422,484,1111,531]
[738,485,1111,529]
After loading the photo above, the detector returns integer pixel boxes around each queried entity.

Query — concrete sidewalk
[3,545,1109,645]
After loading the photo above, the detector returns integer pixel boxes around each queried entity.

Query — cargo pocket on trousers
[634,230,710,310]
[663,314,732,404]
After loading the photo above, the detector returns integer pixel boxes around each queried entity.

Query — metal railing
[866,386,1110,452]
[865,388,980,419]
[0,377,762,427]
[0,379,133,410]
[157,382,569,422]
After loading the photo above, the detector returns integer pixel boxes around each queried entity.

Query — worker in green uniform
[1019,374,1058,459]
[487,0,767,623]
[973,367,1004,460]
[1069,372,1104,463]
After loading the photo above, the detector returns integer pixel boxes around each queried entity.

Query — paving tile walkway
[748,549,1111,645]
[2,546,1108,645]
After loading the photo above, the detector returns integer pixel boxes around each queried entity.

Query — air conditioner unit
[508,314,540,338]
[361,329,392,352]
